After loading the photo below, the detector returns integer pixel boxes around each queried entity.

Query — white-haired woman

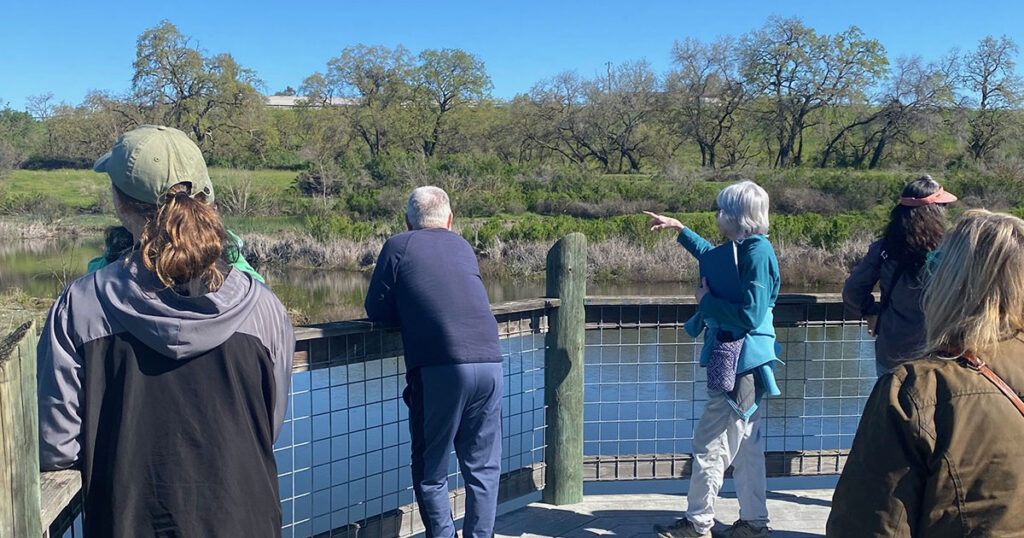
[828,210,1024,536]
[647,181,781,538]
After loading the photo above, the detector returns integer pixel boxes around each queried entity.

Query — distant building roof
[264,95,360,107]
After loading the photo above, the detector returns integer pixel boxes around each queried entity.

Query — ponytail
[137,183,226,291]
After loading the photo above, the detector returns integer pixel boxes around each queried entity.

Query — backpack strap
[959,352,1024,419]
[878,249,906,313]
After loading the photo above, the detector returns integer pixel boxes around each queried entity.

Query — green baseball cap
[93,125,215,204]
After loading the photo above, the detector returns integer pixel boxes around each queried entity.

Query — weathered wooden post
[0,322,42,537]
[543,233,586,505]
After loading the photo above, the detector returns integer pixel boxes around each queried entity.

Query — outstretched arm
[644,211,714,257]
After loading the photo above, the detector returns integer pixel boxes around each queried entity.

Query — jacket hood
[94,254,261,359]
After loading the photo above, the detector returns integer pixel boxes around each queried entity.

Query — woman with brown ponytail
[37,125,295,538]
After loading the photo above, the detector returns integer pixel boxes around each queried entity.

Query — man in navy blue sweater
[365,186,503,538]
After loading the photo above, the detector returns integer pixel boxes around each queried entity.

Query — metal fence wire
[580,298,875,481]
[49,296,875,538]
[277,306,549,538]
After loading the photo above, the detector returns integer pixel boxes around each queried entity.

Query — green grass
[4,169,109,209]
[209,168,297,195]
[223,215,308,235]
[2,168,298,209]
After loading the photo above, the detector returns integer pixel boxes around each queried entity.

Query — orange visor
[899,186,958,207]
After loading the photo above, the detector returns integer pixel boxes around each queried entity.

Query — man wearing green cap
[87,125,264,282]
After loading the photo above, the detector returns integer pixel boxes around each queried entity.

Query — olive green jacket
[827,335,1024,537]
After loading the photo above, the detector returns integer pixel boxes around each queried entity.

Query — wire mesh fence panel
[581,298,876,479]
[280,308,548,537]
[43,296,873,536]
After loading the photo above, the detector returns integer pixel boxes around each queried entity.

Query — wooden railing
[1,322,41,537]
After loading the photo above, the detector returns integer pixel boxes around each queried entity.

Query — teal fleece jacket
[678,228,782,415]
[87,230,264,283]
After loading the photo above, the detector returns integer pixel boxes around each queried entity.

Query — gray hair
[716,181,770,241]
[406,186,452,229]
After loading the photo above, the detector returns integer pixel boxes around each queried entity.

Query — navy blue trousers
[404,362,503,538]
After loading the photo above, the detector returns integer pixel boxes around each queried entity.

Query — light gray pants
[684,390,769,533]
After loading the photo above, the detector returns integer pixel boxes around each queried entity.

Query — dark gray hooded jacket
[37,254,294,538]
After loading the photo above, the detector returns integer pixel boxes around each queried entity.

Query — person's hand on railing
[643,211,684,232]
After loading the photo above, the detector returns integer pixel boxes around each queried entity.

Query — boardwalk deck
[494,490,833,537]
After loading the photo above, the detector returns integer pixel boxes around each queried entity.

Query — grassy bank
[6,166,1024,222]
[0,289,53,329]
[0,168,296,210]
[5,165,1021,291]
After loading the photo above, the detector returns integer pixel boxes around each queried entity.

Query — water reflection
[0,239,100,299]
[1,240,697,323]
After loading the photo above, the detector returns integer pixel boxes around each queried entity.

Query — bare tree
[587,60,661,172]
[960,35,1022,161]
[666,37,748,168]
[741,17,888,167]
[820,56,954,168]
[523,71,607,168]
[26,93,56,155]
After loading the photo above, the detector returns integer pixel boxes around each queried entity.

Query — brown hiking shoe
[654,518,711,538]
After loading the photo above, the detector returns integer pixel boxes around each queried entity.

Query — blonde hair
[922,210,1024,359]
[716,181,770,241]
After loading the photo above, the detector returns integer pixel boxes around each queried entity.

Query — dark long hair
[881,176,948,273]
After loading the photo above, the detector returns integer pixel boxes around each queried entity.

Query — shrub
[366,155,400,184]
[20,156,94,170]
[0,193,71,220]
[305,214,394,242]
[294,170,344,197]
[0,139,20,175]
[217,174,278,216]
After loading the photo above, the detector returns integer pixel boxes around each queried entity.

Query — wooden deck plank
[40,470,80,532]
[495,490,834,537]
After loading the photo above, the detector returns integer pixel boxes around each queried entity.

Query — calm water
[0,239,694,323]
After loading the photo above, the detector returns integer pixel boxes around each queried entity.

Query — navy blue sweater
[364,228,502,370]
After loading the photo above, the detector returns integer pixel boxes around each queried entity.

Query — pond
[0,239,697,323]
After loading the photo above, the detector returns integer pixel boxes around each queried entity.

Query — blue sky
[2,0,1022,110]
